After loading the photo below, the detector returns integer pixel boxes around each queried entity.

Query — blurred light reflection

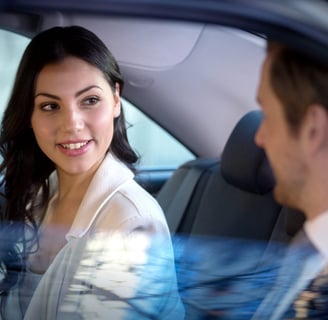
[0,223,291,319]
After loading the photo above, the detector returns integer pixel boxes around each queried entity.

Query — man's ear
[302,104,328,155]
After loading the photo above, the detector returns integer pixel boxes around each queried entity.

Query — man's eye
[83,96,100,105]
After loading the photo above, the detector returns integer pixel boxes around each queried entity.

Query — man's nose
[254,122,263,148]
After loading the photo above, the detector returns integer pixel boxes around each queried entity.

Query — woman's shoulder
[94,179,169,234]
[110,178,166,222]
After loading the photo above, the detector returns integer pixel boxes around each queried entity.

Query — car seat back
[157,110,304,241]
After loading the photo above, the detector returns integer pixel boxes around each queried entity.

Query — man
[252,41,328,319]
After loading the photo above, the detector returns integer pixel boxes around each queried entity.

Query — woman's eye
[40,103,58,111]
[83,96,100,106]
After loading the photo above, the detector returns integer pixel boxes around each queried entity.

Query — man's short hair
[267,40,328,133]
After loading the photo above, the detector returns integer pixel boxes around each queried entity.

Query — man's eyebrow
[256,95,262,105]
[34,85,103,99]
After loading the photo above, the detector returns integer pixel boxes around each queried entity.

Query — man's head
[255,41,328,218]
[265,41,328,133]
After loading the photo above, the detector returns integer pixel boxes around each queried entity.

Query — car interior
[0,0,327,317]
[157,109,305,241]
[156,109,306,318]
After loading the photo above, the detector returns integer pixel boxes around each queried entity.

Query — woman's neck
[56,166,98,203]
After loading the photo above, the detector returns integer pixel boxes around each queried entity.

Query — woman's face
[31,56,121,178]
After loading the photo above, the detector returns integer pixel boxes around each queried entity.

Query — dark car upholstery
[157,110,305,242]
[157,110,307,319]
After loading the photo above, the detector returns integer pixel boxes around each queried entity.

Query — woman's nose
[61,107,84,132]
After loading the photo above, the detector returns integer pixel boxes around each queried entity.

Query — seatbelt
[165,167,204,234]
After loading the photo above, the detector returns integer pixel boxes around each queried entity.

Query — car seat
[156,110,306,319]
[156,109,305,241]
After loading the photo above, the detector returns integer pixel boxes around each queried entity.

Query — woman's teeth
[61,141,88,150]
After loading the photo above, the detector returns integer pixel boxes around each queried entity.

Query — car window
[0,29,30,115]
[123,99,195,169]
[0,29,194,170]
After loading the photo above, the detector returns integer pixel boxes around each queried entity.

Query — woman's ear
[113,83,121,118]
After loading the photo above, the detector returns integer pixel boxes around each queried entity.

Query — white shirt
[304,210,328,263]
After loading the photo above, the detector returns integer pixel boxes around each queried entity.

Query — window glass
[0,29,30,115]
[123,99,195,169]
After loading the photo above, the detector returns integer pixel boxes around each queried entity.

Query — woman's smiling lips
[57,140,92,156]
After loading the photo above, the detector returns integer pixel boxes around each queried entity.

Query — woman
[0,26,184,319]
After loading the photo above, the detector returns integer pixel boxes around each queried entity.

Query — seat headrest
[221,110,275,195]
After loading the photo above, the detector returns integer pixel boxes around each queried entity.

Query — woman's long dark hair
[0,26,138,301]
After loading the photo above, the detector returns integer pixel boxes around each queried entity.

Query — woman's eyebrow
[34,85,103,100]
[75,85,103,97]
[34,92,60,100]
